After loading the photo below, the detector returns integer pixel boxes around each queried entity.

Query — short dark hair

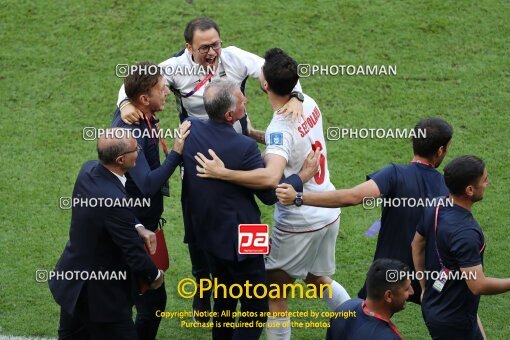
[124,61,162,103]
[412,118,453,158]
[444,155,485,195]
[203,79,238,122]
[184,17,220,44]
[262,48,299,96]
[366,259,410,300]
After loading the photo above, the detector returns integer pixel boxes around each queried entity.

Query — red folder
[138,229,169,294]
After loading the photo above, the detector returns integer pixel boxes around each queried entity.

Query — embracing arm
[216,154,287,189]
[232,46,303,121]
[195,148,319,190]
[276,179,381,207]
[117,57,176,125]
[130,151,181,196]
[129,121,190,196]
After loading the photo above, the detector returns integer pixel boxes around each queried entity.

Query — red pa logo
[238,224,269,254]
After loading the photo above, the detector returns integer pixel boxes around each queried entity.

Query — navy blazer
[182,118,302,262]
[112,109,182,229]
[49,161,159,322]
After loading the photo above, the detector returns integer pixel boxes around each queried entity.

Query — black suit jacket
[49,161,159,322]
[182,118,302,262]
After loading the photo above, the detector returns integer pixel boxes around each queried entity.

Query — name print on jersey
[298,106,321,137]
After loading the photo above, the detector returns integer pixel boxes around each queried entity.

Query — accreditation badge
[432,267,450,292]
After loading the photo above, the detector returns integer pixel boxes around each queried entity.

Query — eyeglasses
[196,40,222,54]
[117,144,141,158]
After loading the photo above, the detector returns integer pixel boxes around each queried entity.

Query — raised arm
[129,121,190,197]
[117,83,144,125]
[117,57,177,125]
[231,46,302,94]
[276,179,381,207]
[229,46,303,121]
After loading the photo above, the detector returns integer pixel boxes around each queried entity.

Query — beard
[472,192,484,202]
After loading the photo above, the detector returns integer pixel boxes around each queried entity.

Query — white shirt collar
[109,170,127,187]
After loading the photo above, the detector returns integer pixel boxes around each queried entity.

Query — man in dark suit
[49,129,164,339]
[181,78,308,339]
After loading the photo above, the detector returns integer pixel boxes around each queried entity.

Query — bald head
[97,128,135,165]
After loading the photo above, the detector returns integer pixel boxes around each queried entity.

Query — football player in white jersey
[195,48,350,340]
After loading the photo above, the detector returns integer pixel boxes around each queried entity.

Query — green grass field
[1,0,509,339]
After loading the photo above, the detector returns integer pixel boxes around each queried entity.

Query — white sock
[265,316,291,340]
[323,280,350,310]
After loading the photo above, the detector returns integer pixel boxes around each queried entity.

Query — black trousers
[189,242,212,284]
[206,253,268,340]
[58,289,137,340]
[132,217,167,340]
[134,283,167,340]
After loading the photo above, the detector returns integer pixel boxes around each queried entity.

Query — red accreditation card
[138,229,169,294]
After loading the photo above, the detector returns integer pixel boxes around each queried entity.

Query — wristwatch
[290,91,304,102]
[294,192,303,207]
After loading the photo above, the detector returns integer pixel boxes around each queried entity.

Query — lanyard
[433,199,486,269]
[362,301,402,339]
[433,201,446,269]
[181,62,218,98]
[143,114,169,156]
[411,158,434,167]
[181,72,214,98]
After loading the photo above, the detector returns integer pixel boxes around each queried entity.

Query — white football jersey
[118,46,302,134]
[265,94,340,232]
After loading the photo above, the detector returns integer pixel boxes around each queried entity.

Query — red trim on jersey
[274,214,340,234]
[479,242,486,254]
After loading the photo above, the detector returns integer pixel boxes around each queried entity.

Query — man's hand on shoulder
[120,101,144,125]
[276,96,305,123]
[195,149,227,179]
